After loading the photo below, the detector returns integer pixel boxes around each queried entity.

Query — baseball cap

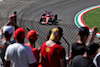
[79,27,89,36]
[27,30,38,41]
[3,25,13,34]
[86,42,99,55]
[14,27,25,39]
[49,27,63,42]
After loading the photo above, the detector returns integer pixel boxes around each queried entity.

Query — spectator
[25,30,39,66]
[67,27,98,64]
[39,27,66,67]
[72,27,98,58]
[4,28,36,67]
[0,13,18,49]
[0,14,18,67]
[0,25,13,66]
[93,38,100,67]
[71,42,99,67]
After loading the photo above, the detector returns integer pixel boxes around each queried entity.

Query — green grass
[83,8,100,33]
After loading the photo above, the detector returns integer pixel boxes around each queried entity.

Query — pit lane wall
[74,5,100,37]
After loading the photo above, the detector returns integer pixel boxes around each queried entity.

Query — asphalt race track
[0,0,100,55]
[0,0,100,24]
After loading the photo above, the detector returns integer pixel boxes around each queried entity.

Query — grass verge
[83,8,100,32]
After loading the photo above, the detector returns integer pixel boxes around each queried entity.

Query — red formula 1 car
[39,11,58,25]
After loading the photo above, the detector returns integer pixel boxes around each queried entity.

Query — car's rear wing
[45,11,54,14]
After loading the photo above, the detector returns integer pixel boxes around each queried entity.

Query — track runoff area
[74,5,100,37]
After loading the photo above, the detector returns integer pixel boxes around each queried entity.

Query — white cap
[3,25,13,34]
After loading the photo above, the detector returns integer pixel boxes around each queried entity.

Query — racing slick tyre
[42,14,46,16]
[39,18,43,24]
[55,14,57,20]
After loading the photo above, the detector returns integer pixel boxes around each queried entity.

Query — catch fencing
[0,16,99,56]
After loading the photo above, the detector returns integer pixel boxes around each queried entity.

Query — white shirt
[5,43,36,67]
[93,53,100,67]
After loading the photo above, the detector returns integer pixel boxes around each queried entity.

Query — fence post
[62,36,70,57]
[62,36,70,67]
[14,11,17,30]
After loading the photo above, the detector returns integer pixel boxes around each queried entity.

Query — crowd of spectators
[0,13,100,67]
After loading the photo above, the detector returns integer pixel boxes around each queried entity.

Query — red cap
[27,30,38,41]
[14,27,25,40]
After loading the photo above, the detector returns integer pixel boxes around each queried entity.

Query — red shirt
[40,41,66,67]
[25,43,39,65]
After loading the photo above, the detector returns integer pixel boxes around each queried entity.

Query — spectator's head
[86,42,99,56]
[3,25,13,38]
[49,27,63,42]
[27,30,38,42]
[14,27,25,43]
[72,43,86,58]
[78,27,89,43]
[78,27,89,37]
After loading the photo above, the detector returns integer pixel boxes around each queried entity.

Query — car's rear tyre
[42,14,46,16]
[55,14,57,20]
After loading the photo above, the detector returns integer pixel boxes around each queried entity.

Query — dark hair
[86,42,99,55]
[79,27,89,37]
[4,31,12,38]
[72,43,86,58]
[58,27,63,36]
[47,31,51,40]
